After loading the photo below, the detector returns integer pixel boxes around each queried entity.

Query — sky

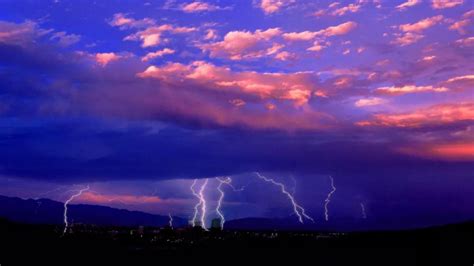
[0,0,473,228]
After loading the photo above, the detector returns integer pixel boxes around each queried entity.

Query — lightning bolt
[190,179,201,227]
[63,185,90,235]
[254,172,314,223]
[190,179,209,230]
[198,178,209,230]
[168,213,173,228]
[215,177,232,229]
[360,203,367,219]
[324,175,336,221]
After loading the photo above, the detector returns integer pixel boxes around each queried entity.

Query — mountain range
[0,195,468,231]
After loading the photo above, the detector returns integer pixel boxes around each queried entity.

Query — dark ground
[0,218,472,265]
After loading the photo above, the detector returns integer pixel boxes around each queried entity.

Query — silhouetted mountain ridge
[0,195,187,227]
[1,195,472,231]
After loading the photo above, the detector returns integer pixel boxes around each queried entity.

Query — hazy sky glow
[0,0,473,228]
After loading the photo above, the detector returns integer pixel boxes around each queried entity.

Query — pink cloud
[331,3,362,16]
[455,36,474,47]
[356,102,474,127]
[95,52,122,66]
[463,10,474,18]
[204,29,218,40]
[431,0,464,9]
[109,13,155,29]
[274,51,294,61]
[397,142,474,161]
[392,32,424,46]
[443,74,474,90]
[229,98,246,107]
[141,48,175,62]
[398,15,444,33]
[49,31,80,47]
[180,1,224,13]
[449,19,471,34]
[80,191,163,205]
[313,1,367,17]
[376,85,449,95]
[282,22,357,48]
[0,20,51,46]
[391,16,445,46]
[446,75,474,83]
[137,60,316,106]
[259,0,295,14]
[199,28,282,60]
[420,55,436,62]
[282,31,318,41]
[84,74,332,131]
[124,24,196,47]
[317,21,358,36]
[355,97,386,107]
[396,0,422,10]
[307,41,328,52]
[0,20,79,48]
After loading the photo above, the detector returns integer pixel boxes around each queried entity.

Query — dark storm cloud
[0,34,472,184]
[1,117,472,183]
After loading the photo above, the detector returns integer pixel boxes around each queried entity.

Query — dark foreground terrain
[0,218,472,265]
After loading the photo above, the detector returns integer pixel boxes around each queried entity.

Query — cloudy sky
[0,0,473,228]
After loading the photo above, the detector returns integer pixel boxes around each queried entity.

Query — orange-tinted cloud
[332,3,362,16]
[0,20,77,47]
[398,142,474,161]
[258,0,294,14]
[446,75,474,83]
[399,15,444,33]
[108,13,155,29]
[313,2,366,17]
[229,98,246,107]
[124,24,196,47]
[199,28,282,60]
[355,97,386,107]
[307,41,329,52]
[141,48,175,62]
[356,103,474,127]
[80,191,163,204]
[180,1,225,13]
[95,52,122,66]
[283,21,357,41]
[431,0,464,9]
[317,21,358,36]
[455,36,474,47]
[449,19,471,34]
[204,29,218,40]
[137,61,316,106]
[376,85,449,95]
[282,31,318,41]
[392,32,424,46]
[391,15,444,46]
[396,0,422,10]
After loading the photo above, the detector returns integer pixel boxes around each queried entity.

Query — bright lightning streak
[198,178,209,230]
[190,179,201,227]
[254,172,314,224]
[360,203,367,219]
[63,185,90,235]
[190,179,209,230]
[168,213,173,228]
[324,175,336,221]
[216,177,232,229]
